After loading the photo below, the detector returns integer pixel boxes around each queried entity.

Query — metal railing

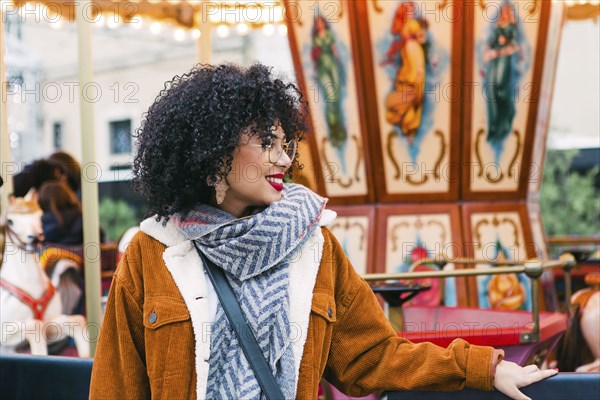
[363,254,576,343]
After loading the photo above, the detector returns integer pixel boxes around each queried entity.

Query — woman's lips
[266,174,284,192]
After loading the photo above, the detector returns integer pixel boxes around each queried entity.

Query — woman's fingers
[523,364,540,373]
[523,368,559,386]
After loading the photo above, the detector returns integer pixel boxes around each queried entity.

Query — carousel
[1,1,599,399]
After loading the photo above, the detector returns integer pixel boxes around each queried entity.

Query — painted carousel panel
[375,204,466,307]
[286,0,373,203]
[462,0,564,199]
[461,201,557,312]
[328,205,376,275]
[357,0,461,201]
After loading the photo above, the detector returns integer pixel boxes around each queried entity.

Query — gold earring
[215,179,229,205]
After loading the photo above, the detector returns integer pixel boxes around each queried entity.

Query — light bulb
[216,24,230,38]
[262,23,275,36]
[174,28,186,41]
[278,24,287,36]
[150,21,163,35]
[236,23,250,36]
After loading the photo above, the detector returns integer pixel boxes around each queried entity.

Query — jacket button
[328,308,333,318]
[149,311,157,324]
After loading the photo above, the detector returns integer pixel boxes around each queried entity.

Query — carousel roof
[7,0,287,29]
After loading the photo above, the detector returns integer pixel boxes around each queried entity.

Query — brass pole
[366,258,573,344]
[76,0,101,357]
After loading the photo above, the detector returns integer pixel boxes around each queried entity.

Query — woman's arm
[89,251,150,399]
[321,228,556,398]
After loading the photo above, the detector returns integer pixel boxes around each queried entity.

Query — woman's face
[218,125,293,218]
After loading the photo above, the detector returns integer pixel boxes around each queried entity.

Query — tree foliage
[540,149,600,236]
[98,197,139,242]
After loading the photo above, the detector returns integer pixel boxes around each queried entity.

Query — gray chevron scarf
[174,183,327,399]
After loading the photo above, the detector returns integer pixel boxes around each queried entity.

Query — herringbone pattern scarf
[174,184,327,399]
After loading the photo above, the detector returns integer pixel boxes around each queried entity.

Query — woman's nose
[275,150,293,170]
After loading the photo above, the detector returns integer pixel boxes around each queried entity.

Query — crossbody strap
[193,242,285,400]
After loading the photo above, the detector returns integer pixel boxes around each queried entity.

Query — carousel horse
[40,246,84,316]
[0,193,89,357]
[556,272,600,372]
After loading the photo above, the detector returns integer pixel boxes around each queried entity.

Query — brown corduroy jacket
[90,214,499,399]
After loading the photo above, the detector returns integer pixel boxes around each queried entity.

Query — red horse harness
[0,279,56,320]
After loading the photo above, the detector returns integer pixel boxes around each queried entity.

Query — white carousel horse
[0,193,89,357]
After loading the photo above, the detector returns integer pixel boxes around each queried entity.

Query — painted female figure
[482,2,521,148]
[311,14,347,149]
[382,2,429,142]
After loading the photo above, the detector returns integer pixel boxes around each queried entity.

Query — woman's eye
[262,138,275,148]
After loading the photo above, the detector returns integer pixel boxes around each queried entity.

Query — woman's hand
[493,360,558,400]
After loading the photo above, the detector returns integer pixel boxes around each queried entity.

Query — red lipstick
[266,173,284,192]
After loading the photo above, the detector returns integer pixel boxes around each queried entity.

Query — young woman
[90,63,556,400]
[38,180,83,245]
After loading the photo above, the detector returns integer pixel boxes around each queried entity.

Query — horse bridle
[0,222,42,257]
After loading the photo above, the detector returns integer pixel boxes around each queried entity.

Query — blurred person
[38,180,83,245]
[48,151,82,195]
[12,159,62,199]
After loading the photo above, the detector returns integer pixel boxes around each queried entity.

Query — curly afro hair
[133,63,307,220]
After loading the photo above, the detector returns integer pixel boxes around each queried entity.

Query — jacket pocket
[310,290,336,378]
[143,297,193,400]
[143,296,191,329]
[311,291,337,323]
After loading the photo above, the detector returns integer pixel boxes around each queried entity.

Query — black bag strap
[193,242,285,400]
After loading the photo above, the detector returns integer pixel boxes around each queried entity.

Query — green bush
[540,149,600,236]
[98,197,139,242]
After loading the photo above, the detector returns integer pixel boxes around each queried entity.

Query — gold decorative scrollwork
[406,130,447,186]
[475,128,521,185]
[330,219,366,251]
[387,131,401,180]
[508,129,521,178]
[501,217,520,247]
[486,165,504,184]
[474,218,490,249]
[321,137,352,188]
[391,221,410,252]
[475,215,520,250]
[526,0,539,16]
[414,217,423,230]
[406,168,429,185]
[371,0,384,13]
[433,130,446,180]
[388,129,447,185]
[322,135,363,190]
[480,0,538,16]
[426,220,447,244]
[352,134,362,182]
[475,128,485,178]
